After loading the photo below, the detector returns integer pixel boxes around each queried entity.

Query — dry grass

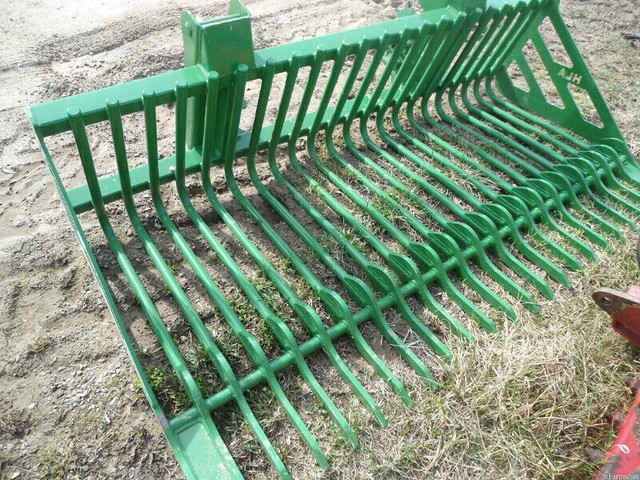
[274,227,640,480]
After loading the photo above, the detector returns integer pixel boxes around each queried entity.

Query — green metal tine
[400,132,583,272]
[462,210,554,298]
[207,60,389,426]
[208,63,410,416]
[553,164,638,231]
[306,33,448,293]
[511,186,597,260]
[460,2,640,230]
[579,151,640,207]
[429,6,625,246]
[260,34,459,355]
[427,92,618,248]
[366,119,558,300]
[386,17,556,304]
[141,87,358,468]
[67,109,245,480]
[323,21,518,324]
[524,178,611,250]
[478,79,586,156]
[316,60,469,346]
[236,55,437,391]
[444,221,540,311]
[407,92,599,262]
[429,93,601,263]
[169,81,330,469]
[588,144,640,194]
[566,157,640,222]
[107,97,293,478]
[483,81,640,203]
[449,2,639,233]
[345,122,542,313]
[272,46,414,405]
[485,78,587,151]
[539,170,623,239]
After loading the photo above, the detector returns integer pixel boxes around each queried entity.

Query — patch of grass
[145,364,191,414]
[143,338,228,416]
[38,447,75,479]
[166,257,178,273]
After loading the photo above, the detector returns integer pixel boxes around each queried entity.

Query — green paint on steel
[27,0,640,478]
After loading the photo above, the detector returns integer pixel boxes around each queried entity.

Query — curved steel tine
[319,288,410,410]
[113,95,302,477]
[539,171,623,240]
[342,274,436,386]
[590,143,640,192]
[390,105,583,274]
[341,134,537,313]
[552,164,636,232]
[445,221,539,312]
[567,156,640,225]
[386,252,476,343]
[427,232,517,321]
[416,96,612,254]
[511,186,598,261]
[526,178,612,250]
[406,242,499,330]
[479,203,571,288]
[582,150,640,205]
[365,263,454,360]
[464,212,555,299]
[495,194,583,271]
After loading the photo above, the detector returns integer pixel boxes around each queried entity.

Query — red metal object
[593,286,640,479]
[596,377,640,479]
[593,287,640,347]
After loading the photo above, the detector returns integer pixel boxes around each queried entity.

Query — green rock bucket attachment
[27,0,640,478]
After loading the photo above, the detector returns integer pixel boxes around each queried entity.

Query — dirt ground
[0,0,639,479]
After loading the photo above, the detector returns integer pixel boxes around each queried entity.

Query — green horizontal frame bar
[67,91,384,213]
[28,5,460,137]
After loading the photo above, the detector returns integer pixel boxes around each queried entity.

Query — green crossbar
[28,0,640,478]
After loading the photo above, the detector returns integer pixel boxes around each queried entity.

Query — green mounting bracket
[182,0,255,150]
[181,0,255,76]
